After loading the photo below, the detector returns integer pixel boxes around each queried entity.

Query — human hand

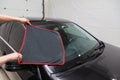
[18,18,31,25]
[7,52,22,62]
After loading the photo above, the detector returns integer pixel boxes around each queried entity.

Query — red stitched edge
[18,25,66,66]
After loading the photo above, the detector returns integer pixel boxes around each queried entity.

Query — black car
[1,18,120,80]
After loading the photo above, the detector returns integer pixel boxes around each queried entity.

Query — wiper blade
[87,41,105,59]
[95,41,105,50]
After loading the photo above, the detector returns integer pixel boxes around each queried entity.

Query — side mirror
[5,61,27,71]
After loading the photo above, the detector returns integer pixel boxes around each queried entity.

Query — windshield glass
[61,23,98,62]
[32,21,99,72]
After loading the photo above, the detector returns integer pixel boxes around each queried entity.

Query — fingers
[19,18,31,25]
[26,20,31,25]
[17,53,22,63]
[25,18,31,25]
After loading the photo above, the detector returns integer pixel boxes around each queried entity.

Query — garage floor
[0,67,10,80]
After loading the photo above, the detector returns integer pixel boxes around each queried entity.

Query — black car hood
[54,43,120,80]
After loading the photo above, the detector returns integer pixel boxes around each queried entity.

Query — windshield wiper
[87,41,105,59]
[95,41,105,50]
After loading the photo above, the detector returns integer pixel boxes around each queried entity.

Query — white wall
[47,0,120,47]
[0,0,120,47]
[0,0,42,18]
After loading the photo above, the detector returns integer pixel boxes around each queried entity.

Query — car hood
[54,43,120,80]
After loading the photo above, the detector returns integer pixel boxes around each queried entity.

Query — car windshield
[32,21,99,73]
[60,23,98,61]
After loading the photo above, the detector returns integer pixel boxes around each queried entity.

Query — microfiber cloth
[18,25,65,65]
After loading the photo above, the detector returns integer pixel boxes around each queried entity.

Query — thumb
[17,53,22,63]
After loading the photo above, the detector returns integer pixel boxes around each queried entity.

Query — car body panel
[45,43,120,80]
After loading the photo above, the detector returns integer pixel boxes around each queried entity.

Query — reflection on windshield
[61,23,98,62]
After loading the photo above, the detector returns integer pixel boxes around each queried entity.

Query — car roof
[29,17,72,23]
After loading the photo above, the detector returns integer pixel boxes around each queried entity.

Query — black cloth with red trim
[0,22,65,65]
